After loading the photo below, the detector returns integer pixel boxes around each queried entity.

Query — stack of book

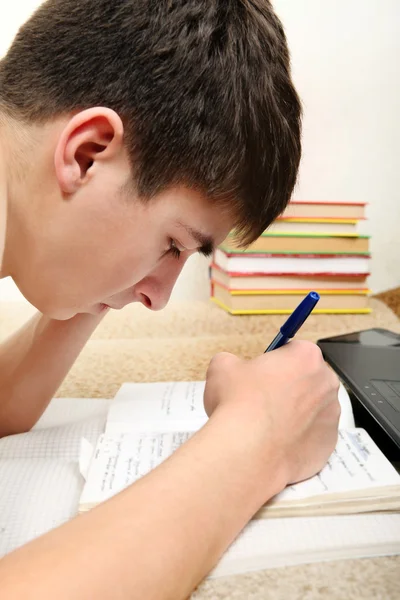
[211,201,371,315]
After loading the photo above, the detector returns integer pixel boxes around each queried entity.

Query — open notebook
[1,386,400,577]
[79,381,400,518]
[0,398,111,558]
[77,382,400,576]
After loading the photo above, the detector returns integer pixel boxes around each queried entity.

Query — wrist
[208,399,289,509]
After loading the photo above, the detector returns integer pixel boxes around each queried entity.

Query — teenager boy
[0,1,340,597]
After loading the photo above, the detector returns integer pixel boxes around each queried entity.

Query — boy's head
[0,0,301,319]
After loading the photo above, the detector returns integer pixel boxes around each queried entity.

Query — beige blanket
[1,299,400,599]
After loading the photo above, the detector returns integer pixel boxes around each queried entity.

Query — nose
[135,255,187,311]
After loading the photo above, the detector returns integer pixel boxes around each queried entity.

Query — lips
[104,303,124,310]
[104,289,144,311]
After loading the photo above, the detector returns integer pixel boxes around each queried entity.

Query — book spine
[211,281,370,296]
[211,297,372,316]
[211,263,371,278]
[290,201,368,206]
[220,248,371,257]
[275,217,364,223]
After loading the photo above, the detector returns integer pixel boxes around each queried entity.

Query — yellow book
[268,218,359,236]
[282,201,367,220]
[222,234,370,255]
[211,282,371,315]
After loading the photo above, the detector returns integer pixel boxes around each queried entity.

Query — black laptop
[318,328,400,457]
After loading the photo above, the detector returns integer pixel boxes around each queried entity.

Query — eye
[168,239,182,260]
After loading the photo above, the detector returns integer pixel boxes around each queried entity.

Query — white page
[338,383,355,428]
[106,381,208,434]
[214,249,370,275]
[80,428,400,513]
[106,381,353,434]
[0,459,82,557]
[0,414,107,461]
[211,513,400,577]
[79,431,193,508]
[270,429,400,505]
[34,398,111,429]
[0,398,109,558]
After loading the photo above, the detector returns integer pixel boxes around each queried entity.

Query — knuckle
[208,352,236,372]
[308,342,323,362]
[293,340,323,365]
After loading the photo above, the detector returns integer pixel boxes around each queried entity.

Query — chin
[47,303,109,320]
[13,279,102,320]
[40,305,80,321]
[26,297,83,321]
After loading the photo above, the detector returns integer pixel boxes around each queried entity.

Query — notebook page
[79,431,193,508]
[270,429,400,504]
[106,381,208,434]
[0,399,110,557]
[0,397,109,461]
[34,398,111,429]
[106,381,353,435]
[211,512,400,577]
[0,459,82,557]
[0,415,107,461]
[338,383,355,428]
[80,428,400,512]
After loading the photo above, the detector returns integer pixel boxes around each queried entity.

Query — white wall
[1,0,399,303]
[277,0,400,295]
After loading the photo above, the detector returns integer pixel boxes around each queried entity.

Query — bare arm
[0,402,284,600]
[0,343,340,600]
[0,311,106,437]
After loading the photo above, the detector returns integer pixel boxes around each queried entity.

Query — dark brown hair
[0,0,302,245]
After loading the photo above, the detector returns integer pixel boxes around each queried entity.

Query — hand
[204,341,340,487]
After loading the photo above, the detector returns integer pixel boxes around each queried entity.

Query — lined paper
[105,381,353,434]
[79,427,400,514]
[79,431,193,509]
[273,429,400,503]
[106,381,208,434]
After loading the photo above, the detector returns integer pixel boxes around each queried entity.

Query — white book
[214,248,371,275]
[211,513,400,577]
[0,398,111,557]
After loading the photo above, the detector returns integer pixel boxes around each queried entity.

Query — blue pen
[265,292,320,353]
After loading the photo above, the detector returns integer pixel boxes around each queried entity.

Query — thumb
[204,352,243,417]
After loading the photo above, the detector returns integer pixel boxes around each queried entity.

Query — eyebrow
[177,221,215,258]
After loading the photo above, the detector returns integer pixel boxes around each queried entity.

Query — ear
[54,107,125,195]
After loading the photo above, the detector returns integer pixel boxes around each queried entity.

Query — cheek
[80,206,163,295]
[103,247,160,293]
